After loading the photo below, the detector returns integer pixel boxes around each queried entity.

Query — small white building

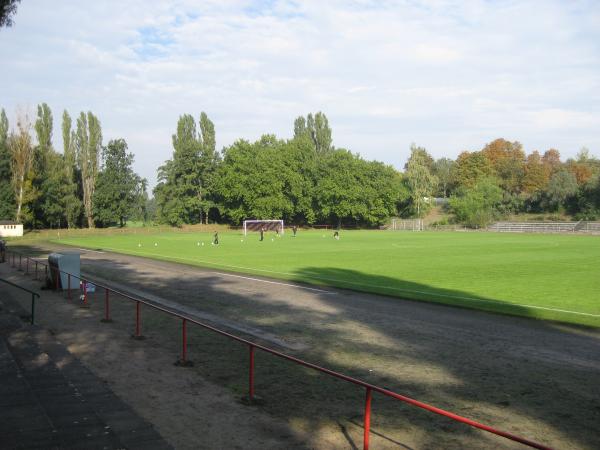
[0,221,24,237]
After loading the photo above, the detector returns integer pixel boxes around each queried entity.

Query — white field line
[77,248,105,254]
[71,244,600,319]
[211,272,336,294]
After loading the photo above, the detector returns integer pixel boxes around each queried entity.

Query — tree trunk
[15,176,24,223]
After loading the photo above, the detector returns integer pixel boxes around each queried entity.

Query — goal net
[390,219,423,231]
[243,220,284,236]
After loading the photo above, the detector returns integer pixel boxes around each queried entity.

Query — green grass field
[53,229,600,327]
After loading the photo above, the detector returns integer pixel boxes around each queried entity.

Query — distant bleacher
[488,221,600,233]
[579,221,600,233]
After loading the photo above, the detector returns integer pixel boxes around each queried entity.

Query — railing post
[132,301,144,339]
[249,345,255,400]
[30,293,36,325]
[182,318,187,361]
[18,254,22,271]
[34,261,38,280]
[175,318,192,366]
[67,274,71,300]
[25,257,29,275]
[363,387,372,450]
[79,280,89,308]
[101,289,112,322]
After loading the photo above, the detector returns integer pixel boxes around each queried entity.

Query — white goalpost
[243,220,285,236]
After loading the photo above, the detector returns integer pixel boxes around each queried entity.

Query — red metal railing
[7,249,553,450]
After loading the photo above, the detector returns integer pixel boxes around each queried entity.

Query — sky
[1,0,599,190]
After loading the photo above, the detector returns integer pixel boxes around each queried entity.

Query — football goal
[390,219,423,231]
[243,220,284,236]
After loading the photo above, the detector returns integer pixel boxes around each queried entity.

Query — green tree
[31,103,63,228]
[213,136,295,224]
[154,113,217,226]
[431,157,455,197]
[280,137,319,224]
[405,144,437,217]
[0,0,20,27]
[293,112,332,154]
[93,139,145,227]
[62,110,82,228]
[8,114,35,223]
[76,111,102,228]
[0,108,15,219]
[449,177,503,228]
[545,170,578,211]
[314,149,404,227]
[39,151,70,228]
[454,151,493,189]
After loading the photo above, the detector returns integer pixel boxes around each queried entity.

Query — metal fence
[5,249,552,450]
[488,222,578,233]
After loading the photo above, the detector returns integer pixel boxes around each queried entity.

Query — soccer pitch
[54,230,600,327]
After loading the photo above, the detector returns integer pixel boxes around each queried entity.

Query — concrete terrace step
[0,291,172,450]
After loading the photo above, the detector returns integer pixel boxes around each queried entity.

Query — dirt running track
[6,242,600,449]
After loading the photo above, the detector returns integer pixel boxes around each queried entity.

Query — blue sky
[1,0,599,189]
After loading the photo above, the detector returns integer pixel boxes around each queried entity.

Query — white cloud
[1,0,599,190]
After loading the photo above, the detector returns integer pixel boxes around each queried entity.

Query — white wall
[0,224,24,237]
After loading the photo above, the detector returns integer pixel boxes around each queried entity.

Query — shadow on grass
[8,243,600,449]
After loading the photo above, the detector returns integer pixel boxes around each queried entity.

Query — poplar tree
[405,144,438,217]
[76,111,102,228]
[32,103,55,227]
[62,110,81,228]
[154,112,217,225]
[293,112,332,154]
[0,109,15,219]
[8,114,34,223]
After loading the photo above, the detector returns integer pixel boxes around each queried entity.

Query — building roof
[0,220,21,225]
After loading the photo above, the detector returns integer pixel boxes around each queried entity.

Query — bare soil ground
[4,242,600,449]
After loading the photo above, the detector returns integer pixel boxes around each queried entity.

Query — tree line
[1,104,599,229]
[0,105,146,229]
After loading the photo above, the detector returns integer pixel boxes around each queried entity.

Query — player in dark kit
[213,231,219,245]
[333,230,339,240]
[260,227,264,241]
[292,225,298,237]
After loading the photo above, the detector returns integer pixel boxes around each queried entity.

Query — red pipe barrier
[5,250,553,450]
[364,387,372,450]
[249,345,255,401]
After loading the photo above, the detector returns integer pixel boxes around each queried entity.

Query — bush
[449,177,503,228]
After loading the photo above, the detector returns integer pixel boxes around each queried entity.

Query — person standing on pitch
[292,225,298,237]
[213,231,219,245]
[333,230,339,240]
[260,226,264,242]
